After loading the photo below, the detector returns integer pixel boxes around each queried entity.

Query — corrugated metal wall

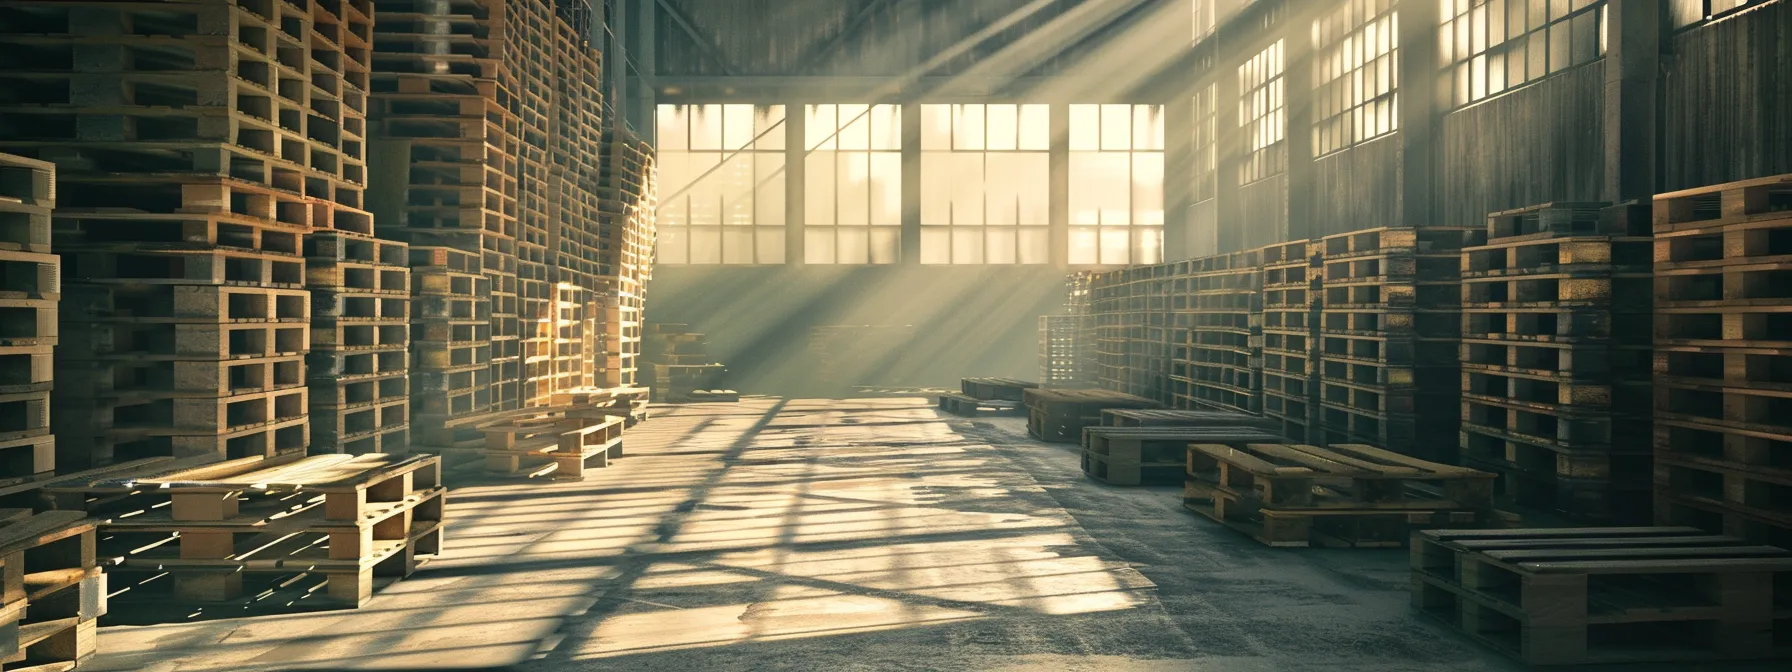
[1435,61,1607,228]
[1662,1,1792,191]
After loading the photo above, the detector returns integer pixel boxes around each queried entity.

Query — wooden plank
[1247,443,1376,475]
[1484,545,1789,563]
[1189,443,1312,477]
[1324,442,1486,477]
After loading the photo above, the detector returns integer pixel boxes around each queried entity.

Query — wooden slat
[1484,545,1790,563]
[1190,443,1312,477]
[1324,442,1485,477]
[1245,443,1368,475]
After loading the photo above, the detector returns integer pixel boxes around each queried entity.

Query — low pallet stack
[1,0,400,468]
[1458,204,1653,523]
[42,452,444,617]
[938,377,1034,417]
[1083,422,1282,486]
[306,233,411,455]
[1259,240,1321,442]
[0,154,56,488]
[1172,249,1261,414]
[641,323,729,402]
[1023,387,1162,443]
[1412,527,1792,665]
[1185,442,1496,547]
[1317,227,1469,462]
[480,406,624,480]
[0,510,101,670]
[1652,174,1792,547]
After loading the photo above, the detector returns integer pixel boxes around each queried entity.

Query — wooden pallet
[41,452,444,609]
[480,409,624,480]
[1183,442,1495,547]
[0,510,101,672]
[959,377,1038,402]
[1023,388,1163,443]
[1082,426,1286,486]
[936,393,1022,418]
[1411,526,1792,665]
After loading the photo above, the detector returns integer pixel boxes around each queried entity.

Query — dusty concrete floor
[88,397,1535,671]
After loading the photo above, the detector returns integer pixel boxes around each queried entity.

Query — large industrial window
[1671,0,1771,29]
[1192,0,1215,44]
[919,104,1050,265]
[804,104,901,264]
[1441,0,1607,108]
[1068,104,1164,266]
[655,104,786,264]
[1313,1,1397,157]
[1192,84,1217,203]
[1238,40,1285,185]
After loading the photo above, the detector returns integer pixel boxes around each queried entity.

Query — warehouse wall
[1662,0,1792,190]
[646,266,1066,395]
[1435,62,1609,228]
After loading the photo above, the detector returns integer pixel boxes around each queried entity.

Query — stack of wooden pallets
[367,0,522,416]
[306,233,410,455]
[1,0,395,469]
[1023,388,1162,443]
[1185,442,1497,547]
[594,125,658,389]
[0,154,57,489]
[1317,227,1473,462]
[1411,527,1792,665]
[1172,249,1262,414]
[938,377,1036,417]
[1258,240,1321,442]
[641,323,729,402]
[42,452,444,616]
[407,247,493,452]
[0,510,101,670]
[1037,315,1089,387]
[1652,174,1792,546]
[1458,203,1653,523]
[1084,423,1283,487]
[1092,266,1173,403]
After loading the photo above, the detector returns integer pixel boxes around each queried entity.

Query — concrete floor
[88,397,1536,671]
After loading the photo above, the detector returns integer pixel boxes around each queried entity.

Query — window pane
[837,152,869,226]
[837,227,869,264]
[805,228,835,264]
[955,104,987,151]
[1018,227,1050,264]
[920,227,950,264]
[870,152,901,226]
[871,105,901,151]
[952,227,983,264]
[722,104,754,150]
[805,152,835,225]
[756,228,786,264]
[755,154,785,226]
[755,106,785,151]
[1018,104,1050,150]
[690,105,723,150]
[723,227,753,264]
[1069,227,1099,265]
[920,152,952,224]
[870,228,899,264]
[921,105,951,150]
[986,228,1017,264]
[722,153,753,226]
[1131,153,1164,226]
[1069,105,1099,151]
[1100,228,1130,265]
[690,226,722,264]
[659,227,688,264]
[1134,227,1164,265]
[953,153,985,226]
[805,105,836,150]
[658,105,688,151]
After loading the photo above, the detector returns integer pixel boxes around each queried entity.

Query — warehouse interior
[1,0,1791,670]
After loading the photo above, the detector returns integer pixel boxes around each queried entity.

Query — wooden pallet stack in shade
[0,0,395,468]
[1259,240,1321,442]
[1411,527,1792,665]
[1458,204,1653,523]
[0,511,102,671]
[40,452,444,615]
[306,233,410,455]
[407,247,494,452]
[1317,227,1471,462]
[1023,388,1162,443]
[1652,175,1792,547]
[1171,249,1262,414]
[1185,442,1496,547]
[0,154,57,489]
[1092,265,1172,403]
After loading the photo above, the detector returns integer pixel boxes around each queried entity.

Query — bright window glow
[1441,0,1606,109]
[1238,40,1285,185]
[1313,1,1398,157]
[1068,104,1164,266]
[805,104,901,264]
[656,104,786,264]
[920,104,1050,265]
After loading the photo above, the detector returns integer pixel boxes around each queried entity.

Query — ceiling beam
[799,0,901,75]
